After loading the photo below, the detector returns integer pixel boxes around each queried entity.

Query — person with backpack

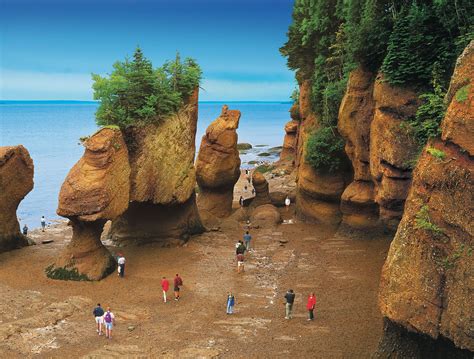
[307,292,316,321]
[93,303,105,335]
[284,289,296,319]
[243,231,252,251]
[161,276,170,303]
[226,291,235,314]
[103,307,115,339]
[174,274,183,301]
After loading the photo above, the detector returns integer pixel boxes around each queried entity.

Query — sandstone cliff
[195,105,241,218]
[49,128,130,280]
[378,41,474,354]
[110,89,204,243]
[0,146,34,252]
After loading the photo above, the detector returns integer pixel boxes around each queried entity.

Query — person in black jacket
[93,303,105,335]
[284,289,295,319]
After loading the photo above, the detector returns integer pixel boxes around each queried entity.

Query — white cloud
[0,69,93,100]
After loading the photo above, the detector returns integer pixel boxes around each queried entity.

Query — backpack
[104,312,112,323]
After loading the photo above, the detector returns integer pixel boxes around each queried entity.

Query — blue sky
[0,0,295,101]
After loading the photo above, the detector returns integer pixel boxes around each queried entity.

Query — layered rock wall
[0,146,34,252]
[378,41,474,354]
[195,105,241,218]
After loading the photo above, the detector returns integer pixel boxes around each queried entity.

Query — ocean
[0,101,291,228]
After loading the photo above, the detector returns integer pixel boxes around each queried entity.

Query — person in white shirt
[41,216,46,232]
[285,196,291,212]
[117,254,126,278]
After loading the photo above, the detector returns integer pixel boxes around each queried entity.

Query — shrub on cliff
[92,48,201,128]
[305,127,345,173]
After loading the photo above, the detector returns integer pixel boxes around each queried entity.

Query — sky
[0,0,296,101]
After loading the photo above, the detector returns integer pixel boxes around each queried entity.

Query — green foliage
[455,84,470,103]
[426,147,446,160]
[415,205,444,235]
[255,164,275,174]
[92,47,201,129]
[45,264,90,281]
[305,127,345,172]
[290,87,299,103]
[442,244,473,270]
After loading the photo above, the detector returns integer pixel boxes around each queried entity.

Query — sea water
[0,101,291,228]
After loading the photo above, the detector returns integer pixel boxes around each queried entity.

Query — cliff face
[294,80,349,225]
[378,41,474,353]
[0,146,34,252]
[51,128,130,280]
[195,105,241,218]
[110,89,204,243]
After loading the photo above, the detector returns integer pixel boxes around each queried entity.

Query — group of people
[284,289,317,321]
[92,304,115,339]
[21,215,47,236]
[160,274,183,302]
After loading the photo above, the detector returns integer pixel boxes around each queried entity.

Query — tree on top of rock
[92,47,201,129]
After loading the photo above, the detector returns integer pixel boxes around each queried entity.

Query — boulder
[0,145,34,252]
[378,42,474,354]
[195,105,241,217]
[370,74,421,231]
[110,89,204,242]
[340,181,379,231]
[250,171,271,207]
[250,204,282,227]
[50,128,130,280]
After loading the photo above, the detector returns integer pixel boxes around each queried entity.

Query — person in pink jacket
[307,292,316,321]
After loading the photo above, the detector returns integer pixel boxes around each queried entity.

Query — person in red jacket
[307,292,316,321]
[161,276,170,303]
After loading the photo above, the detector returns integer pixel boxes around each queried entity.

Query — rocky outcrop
[49,128,130,280]
[378,41,474,354]
[370,75,420,231]
[195,105,241,218]
[0,146,34,252]
[110,89,204,243]
[250,204,282,228]
[338,68,379,232]
[280,120,299,163]
[249,171,271,208]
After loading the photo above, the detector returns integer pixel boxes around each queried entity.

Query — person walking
[41,216,46,232]
[226,292,235,314]
[307,292,316,321]
[284,289,296,319]
[237,253,245,273]
[236,240,246,256]
[93,303,105,335]
[243,231,252,251]
[22,224,28,236]
[161,276,170,303]
[117,254,126,278]
[174,274,183,301]
[103,307,115,339]
[285,196,291,212]
[239,196,244,207]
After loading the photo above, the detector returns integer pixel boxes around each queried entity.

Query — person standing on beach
[174,274,183,301]
[226,292,235,314]
[237,253,245,273]
[22,224,28,236]
[285,196,291,212]
[93,303,105,335]
[117,254,126,278]
[284,289,295,319]
[307,292,316,321]
[239,196,244,207]
[103,307,115,339]
[243,231,252,251]
[161,276,170,303]
[41,216,46,232]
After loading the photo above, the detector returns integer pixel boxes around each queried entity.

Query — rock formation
[280,120,299,163]
[0,146,34,252]
[195,105,241,218]
[338,68,379,232]
[250,204,282,228]
[49,128,130,280]
[250,171,271,208]
[370,75,420,231]
[110,89,204,243]
[294,80,349,225]
[378,41,474,355]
